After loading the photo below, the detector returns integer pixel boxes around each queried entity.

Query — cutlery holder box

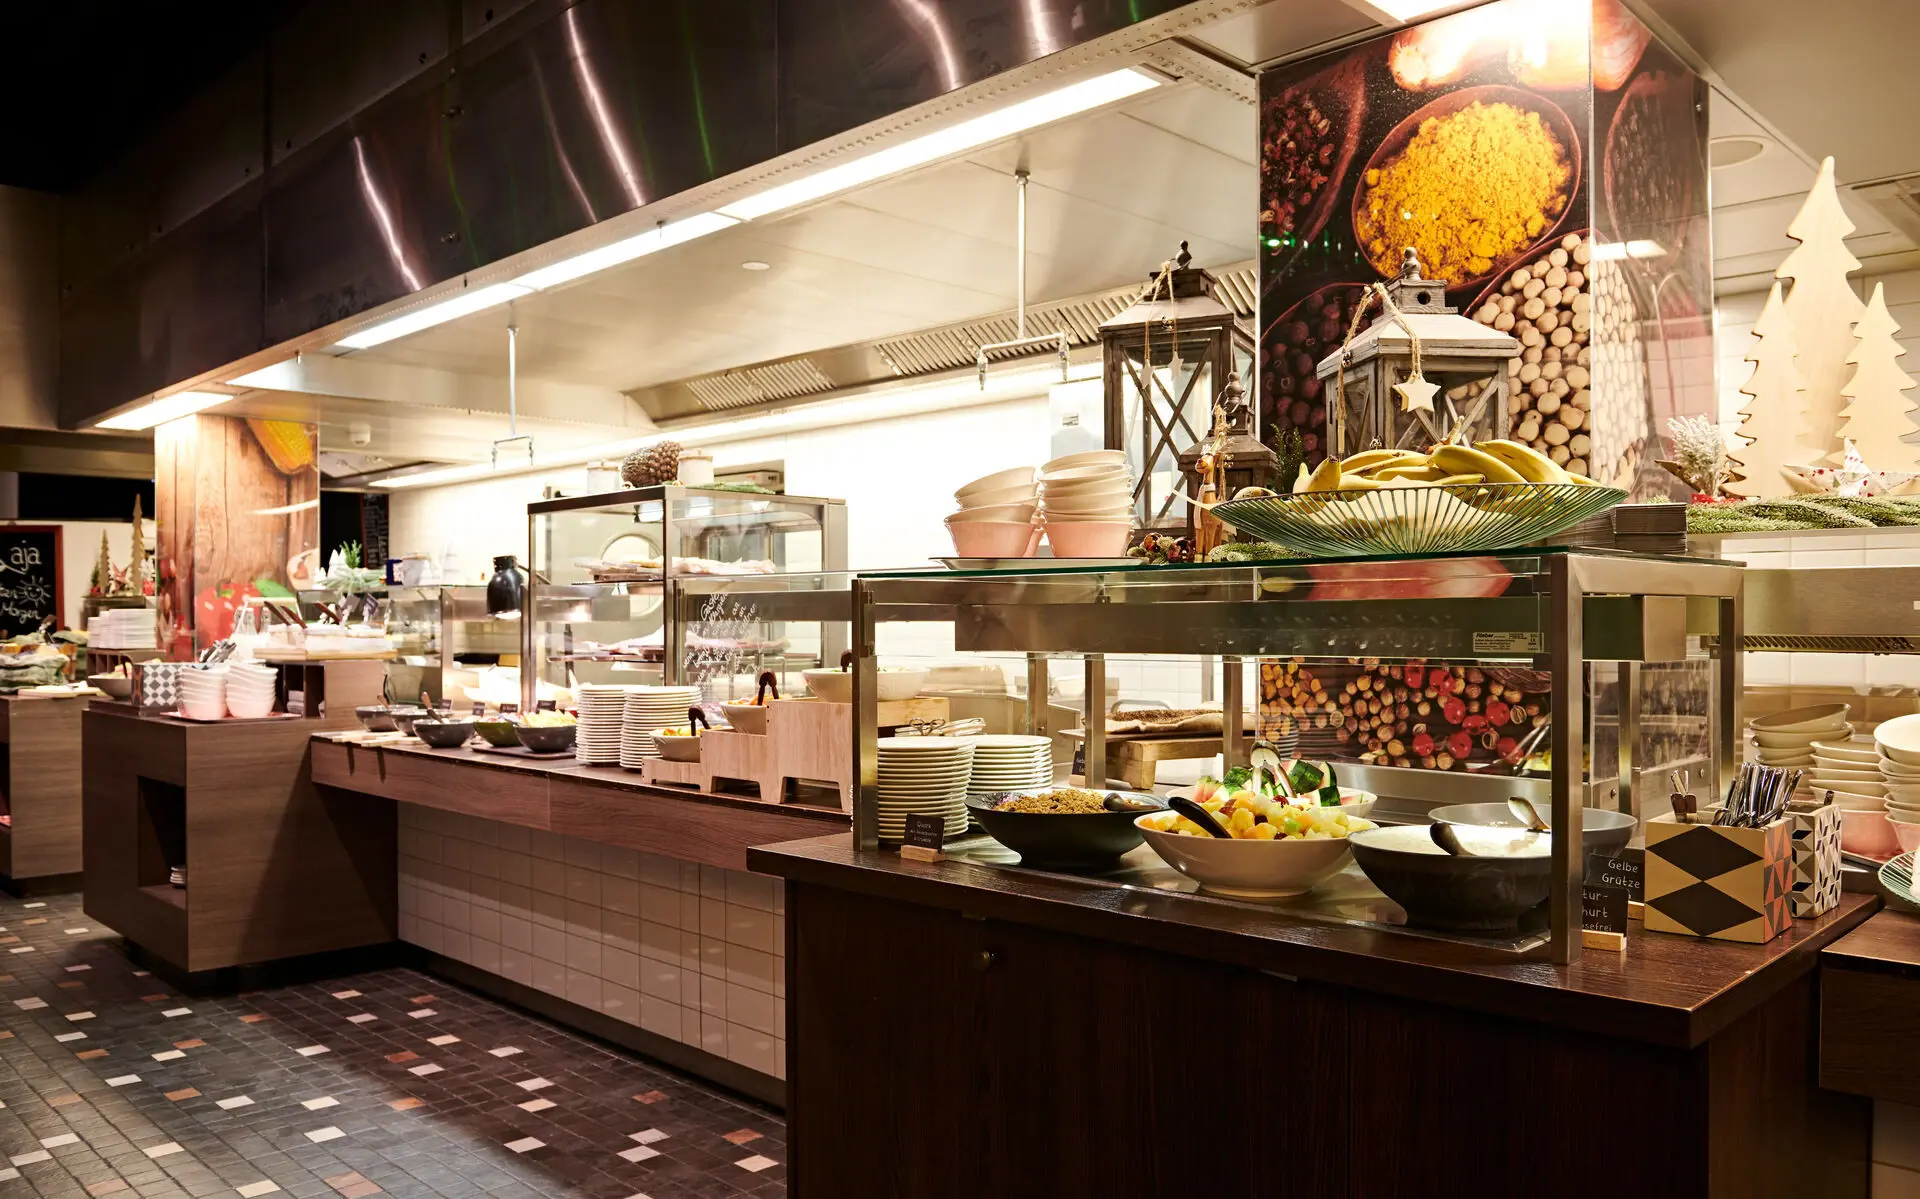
[1786,802,1842,919]
[1643,813,1792,944]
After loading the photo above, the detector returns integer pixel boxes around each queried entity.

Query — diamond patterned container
[1643,812,1792,944]
[1787,802,1842,919]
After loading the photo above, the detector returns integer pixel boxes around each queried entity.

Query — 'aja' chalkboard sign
[0,526,61,639]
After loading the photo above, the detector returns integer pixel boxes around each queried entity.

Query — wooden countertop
[312,737,846,872]
[1823,908,1920,975]
[750,834,1878,1049]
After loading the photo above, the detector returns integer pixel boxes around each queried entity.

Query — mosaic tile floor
[0,891,786,1198]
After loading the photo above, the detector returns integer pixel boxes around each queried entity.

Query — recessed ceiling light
[740,261,771,271]
[1709,135,1769,169]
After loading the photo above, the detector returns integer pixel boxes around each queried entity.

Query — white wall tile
[472,939,502,975]
[639,885,679,927]
[727,984,777,1034]
[640,958,681,1002]
[531,924,566,965]
[639,853,678,890]
[529,830,566,861]
[726,1023,780,1076]
[566,933,602,977]
[604,912,641,956]
[726,946,777,993]
[530,858,567,897]
[531,889,566,930]
[499,915,531,954]
[603,947,640,992]
[726,905,777,954]
[565,901,602,939]
[639,921,679,963]
[534,958,567,996]
[641,994,683,1040]
[604,876,640,918]
[699,1013,726,1056]
[602,846,640,879]
[700,898,727,939]
[565,969,601,1012]
[727,873,777,913]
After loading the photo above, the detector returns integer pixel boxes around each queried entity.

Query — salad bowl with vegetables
[1137,751,1377,897]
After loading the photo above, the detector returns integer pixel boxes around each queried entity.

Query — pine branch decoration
[1659,415,1730,499]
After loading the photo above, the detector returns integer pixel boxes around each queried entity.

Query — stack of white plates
[620,685,703,768]
[1874,715,1920,822]
[90,608,157,650]
[1748,703,1851,780]
[576,684,638,764]
[225,663,278,719]
[877,736,977,841]
[178,665,227,721]
[965,734,1053,799]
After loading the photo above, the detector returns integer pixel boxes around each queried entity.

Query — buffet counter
[0,694,87,887]
[752,834,1876,1197]
[1820,910,1920,1107]
[309,737,847,870]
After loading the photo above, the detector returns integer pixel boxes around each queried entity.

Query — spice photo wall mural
[155,415,320,656]
[1258,0,1712,500]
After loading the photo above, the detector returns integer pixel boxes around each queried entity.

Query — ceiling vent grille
[685,357,837,411]
[871,262,1258,377]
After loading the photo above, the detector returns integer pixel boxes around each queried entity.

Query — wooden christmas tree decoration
[1834,282,1920,471]
[128,495,146,597]
[91,532,111,596]
[1776,157,1865,462]
[1726,281,1817,499]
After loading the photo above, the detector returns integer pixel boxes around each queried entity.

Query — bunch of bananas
[1291,440,1601,494]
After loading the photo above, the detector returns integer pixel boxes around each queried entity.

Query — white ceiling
[218,0,1920,468]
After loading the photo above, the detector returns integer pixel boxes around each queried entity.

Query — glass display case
[524,486,846,706]
[283,584,518,704]
[851,550,1744,964]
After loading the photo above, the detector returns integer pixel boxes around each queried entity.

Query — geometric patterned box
[1787,802,1842,919]
[1643,813,1793,944]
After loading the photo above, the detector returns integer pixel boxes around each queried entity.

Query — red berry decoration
[1441,696,1467,725]
[1447,731,1473,761]
[1487,699,1511,726]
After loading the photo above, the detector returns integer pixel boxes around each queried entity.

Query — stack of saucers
[877,736,977,841]
[965,734,1054,799]
[225,663,278,718]
[619,685,703,769]
[178,665,227,721]
[576,684,638,764]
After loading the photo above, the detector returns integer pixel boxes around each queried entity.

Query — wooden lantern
[1101,243,1254,533]
[1175,372,1278,547]
[1314,249,1521,455]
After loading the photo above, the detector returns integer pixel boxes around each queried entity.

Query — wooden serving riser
[641,695,950,809]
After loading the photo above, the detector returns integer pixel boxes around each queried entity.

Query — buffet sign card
[900,813,947,862]
[1588,847,1645,899]
[1581,882,1631,952]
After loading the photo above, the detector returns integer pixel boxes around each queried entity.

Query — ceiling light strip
[95,391,232,431]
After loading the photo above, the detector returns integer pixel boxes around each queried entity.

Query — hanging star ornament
[1394,374,1439,414]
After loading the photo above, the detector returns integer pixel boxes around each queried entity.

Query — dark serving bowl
[514,724,578,754]
[1348,824,1554,932]
[356,705,397,732]
[413,720,476,749]
[389,707,431,736]
[473,719,523,747]
[1429,802,1636,872]
[965,790,1164,867]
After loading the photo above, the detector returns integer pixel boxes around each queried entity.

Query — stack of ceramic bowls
[575,684,637,764]
[619,685,704,768]
[1038,451,1133,558]
[225,663,278,719]
[1875,715,1920,850]
[877,736,977,840]
[965,735,1054,799]
[1748,704,1851,779]
[178,665,227,721]
[946,467,1039,559]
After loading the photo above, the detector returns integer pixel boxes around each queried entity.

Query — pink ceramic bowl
[1841,806,1902,860]
[1893,815,1920,856]
[947,519,1038,559]
[1045,521,1130,558]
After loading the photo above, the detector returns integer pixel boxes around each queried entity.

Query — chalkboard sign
[360,493,390,567]
[1588,847,1645,899]
[903,813,947,851]
[0,525,61,638]
[1581,882,1630,935]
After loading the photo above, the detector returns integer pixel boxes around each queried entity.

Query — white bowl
[1878,715,1920,765]
[1824,790,1887,811]
[1041,494,1134,516]
[1041,509,1134,523]
[1808,765,1886,784]
[1755,753,1813,768]
[947,503,1038,524]
[1889,804,1920,824]
[1751,704,1851,733]
[955,482,1041,509]
[1751,730,1826,750]
[955,466,1036,501]
[720,702,767,735]
[1043,450,1126,474]
[1887,784,1920,804]
[1136,818,1355,898]
[1811,740,1880,764]
[228,695,276,719]
[1881,756,1920,777]
[1039,476,1130,499]
[1041,463,1130,485]
[651,732,702,762]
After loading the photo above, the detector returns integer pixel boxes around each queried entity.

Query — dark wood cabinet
[779,872,1868,1199]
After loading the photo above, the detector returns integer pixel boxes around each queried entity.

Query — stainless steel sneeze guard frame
[849,551,1745,965]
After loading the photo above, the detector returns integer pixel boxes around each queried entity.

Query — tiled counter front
[397,804,786,1080]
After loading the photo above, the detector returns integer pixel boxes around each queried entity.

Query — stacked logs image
[1259,658,1548,772]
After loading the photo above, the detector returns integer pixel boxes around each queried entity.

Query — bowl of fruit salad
[1136,790,1375,898]
[513,711,577,753]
